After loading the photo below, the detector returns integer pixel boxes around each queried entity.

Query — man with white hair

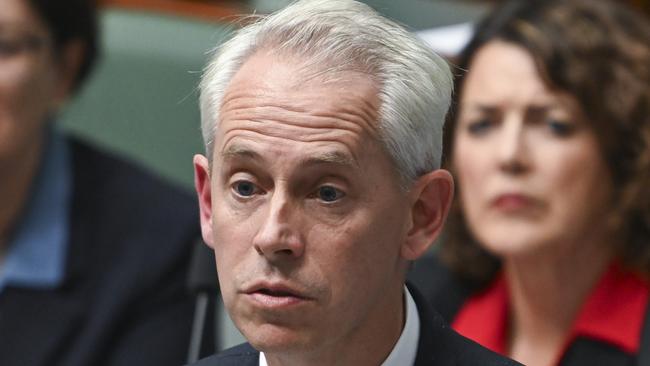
[190,0,520,365]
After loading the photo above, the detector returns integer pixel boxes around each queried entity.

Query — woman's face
[0,0,68,170]
[454,41,613,259]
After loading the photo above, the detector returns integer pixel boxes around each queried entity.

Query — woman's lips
[491,193,536,212]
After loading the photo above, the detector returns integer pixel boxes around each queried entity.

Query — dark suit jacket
[0,138,200,366]
[189,285,520,366]
[408,254,650,366]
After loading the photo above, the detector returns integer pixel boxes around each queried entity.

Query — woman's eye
[0,36,44,57]
[232,181,259,197]
[316,186,345,202]
[0,39,21,56]
[466,118,493,136]
[546,119,575,137]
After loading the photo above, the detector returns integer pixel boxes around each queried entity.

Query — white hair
[199,0,452,184]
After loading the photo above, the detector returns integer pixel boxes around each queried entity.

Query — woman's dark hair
[29,0,99,92]
[440,0,650,285]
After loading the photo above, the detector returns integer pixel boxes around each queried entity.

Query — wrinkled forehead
[208,51,391,172]
[215,50,382,137]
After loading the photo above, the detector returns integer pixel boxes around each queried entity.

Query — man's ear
[194,154,215,247]
[401,169,454,260]
[53,40,84,106]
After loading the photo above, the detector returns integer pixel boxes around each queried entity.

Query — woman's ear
[401,169,454,260]
[194,154,215,247]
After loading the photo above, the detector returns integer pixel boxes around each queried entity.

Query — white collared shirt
[260,286,420,366]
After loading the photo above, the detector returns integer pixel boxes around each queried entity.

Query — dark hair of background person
[440,0,650,286]
[470,0,650,18]
[29,0,99,92]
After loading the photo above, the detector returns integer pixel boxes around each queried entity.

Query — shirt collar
[0,127,72,291]
[259,286,421,366]
[453,263,650,358]
[381,285,420,366]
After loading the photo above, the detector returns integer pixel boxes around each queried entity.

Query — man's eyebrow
[220,145,262,161]
[220,145,358,168]
[300,151,359,168]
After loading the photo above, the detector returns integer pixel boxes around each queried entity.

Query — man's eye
[316,186,345,202]
[232,181,258,197]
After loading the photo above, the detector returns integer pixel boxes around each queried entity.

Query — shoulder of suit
[421,310,521,365]
[189,343,258,366]
[407,254,485,322]
[67,136,196,211]
[67,136,198,234]
[64,136,199,276]
[409,285,521,366]
[446,330,522,366]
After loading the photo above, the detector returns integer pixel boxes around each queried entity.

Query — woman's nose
[497,114,529,175]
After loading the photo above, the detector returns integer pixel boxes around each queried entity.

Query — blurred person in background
[409,0,650,365]
[0,0,199,365]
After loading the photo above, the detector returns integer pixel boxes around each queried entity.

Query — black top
[188,285,521,366]
[0,138,200,366]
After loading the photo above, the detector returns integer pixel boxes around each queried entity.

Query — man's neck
[264,284,406,366]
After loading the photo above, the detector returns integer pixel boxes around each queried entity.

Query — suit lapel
[198,343,259,365]
[638,303,650,366]
[560,338,634,366]
[235,353,258,366]
[410,284,457,366]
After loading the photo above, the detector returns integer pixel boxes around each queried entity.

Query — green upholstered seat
[61,9,232,189]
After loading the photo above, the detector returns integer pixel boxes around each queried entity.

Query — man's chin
[243,323,315,354]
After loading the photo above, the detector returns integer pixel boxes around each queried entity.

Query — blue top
[0,127,72,292]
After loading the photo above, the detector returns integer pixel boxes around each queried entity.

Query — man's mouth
[244,283,312,307]
[255,288,302,298]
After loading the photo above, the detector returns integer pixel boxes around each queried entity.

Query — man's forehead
[210,51,386,171]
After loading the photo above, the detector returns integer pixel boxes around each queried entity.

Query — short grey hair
[199,0,452,184]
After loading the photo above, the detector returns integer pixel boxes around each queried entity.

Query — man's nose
[252,192,304,260]
[497,114,530,175]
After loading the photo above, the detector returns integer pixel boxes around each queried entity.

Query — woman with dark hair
[0,1,199,365]
[409,0,650,365]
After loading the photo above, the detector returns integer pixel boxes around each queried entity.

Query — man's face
[195,53,416,355]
